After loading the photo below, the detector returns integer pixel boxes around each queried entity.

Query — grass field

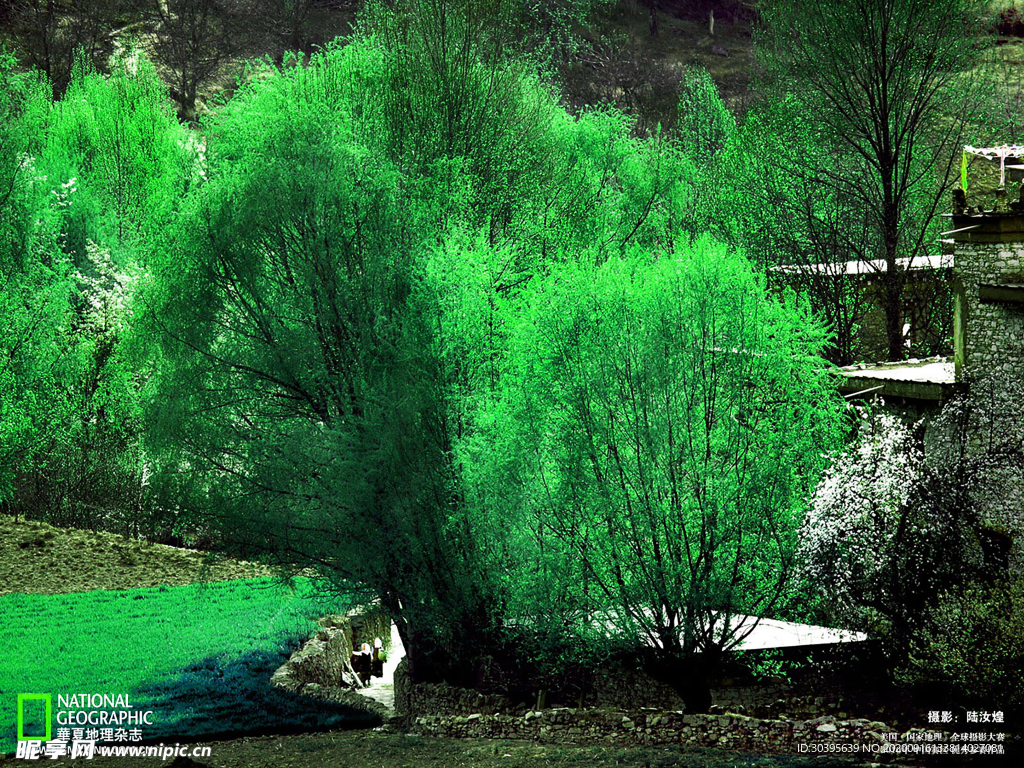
[0,577,376,754]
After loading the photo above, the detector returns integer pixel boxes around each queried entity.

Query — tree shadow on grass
[131,645,380,744]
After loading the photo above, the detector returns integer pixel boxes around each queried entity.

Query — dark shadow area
[131,644,380,745]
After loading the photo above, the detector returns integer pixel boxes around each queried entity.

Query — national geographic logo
[16,694,51,742]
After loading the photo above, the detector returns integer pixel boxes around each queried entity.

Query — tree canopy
[132,19,846,702]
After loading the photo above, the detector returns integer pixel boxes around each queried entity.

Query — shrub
[901,575,1024,719]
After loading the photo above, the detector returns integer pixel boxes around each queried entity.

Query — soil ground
[0,729,866,768]
[0,517,275,596]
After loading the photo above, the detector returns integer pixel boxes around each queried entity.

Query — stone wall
[392,659,1004,760]
[271,605,393,693]
[407,708,966,761]
[950,218,1024,565]
[394,661,517,717]
[393,653,900,724]
[856,274,953,364]
[271,622,357,692]
[952,234,1024,381]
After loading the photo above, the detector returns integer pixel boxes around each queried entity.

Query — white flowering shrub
[797,409,922,625]
[76,239,138,336]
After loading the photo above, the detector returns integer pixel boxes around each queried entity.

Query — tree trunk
[882,200,905,362]
[884,279,904,362]
[640,649,715,714]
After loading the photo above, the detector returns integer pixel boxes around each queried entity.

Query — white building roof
[771,253,952,277]
[729,616,868,651]
[838,357,955,385]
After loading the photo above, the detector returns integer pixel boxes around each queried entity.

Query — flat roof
[771,253,951,277]
[836,356,958,401]
[583,610,869,651]
[729,616,867,651]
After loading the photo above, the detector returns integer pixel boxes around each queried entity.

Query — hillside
[0,516,274,596]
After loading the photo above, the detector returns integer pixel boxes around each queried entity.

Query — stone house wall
[856,272,953,364]
[769,266,952,365]
[949,217,1024,566]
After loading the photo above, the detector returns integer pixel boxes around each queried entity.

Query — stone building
[948,213,1024,382]
[837,208,1024,569]
[770,253,953,365]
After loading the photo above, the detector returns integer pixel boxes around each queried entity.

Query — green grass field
[0,577,374,754]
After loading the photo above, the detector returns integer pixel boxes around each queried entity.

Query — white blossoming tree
[798,408,923,633]
[800,384,1024,654]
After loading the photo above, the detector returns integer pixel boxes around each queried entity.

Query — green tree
[142,36,516,684]
[142,7,702,685]
[677,67,735,169]
[43,50,193,253]
[471,239,845,712]
[757,0,984,361]
[0,52,81,517]
[3,49,193,534]
[722,97,874,364]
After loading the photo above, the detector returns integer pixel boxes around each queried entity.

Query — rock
[817,723,838,733]
[712,44,729,56]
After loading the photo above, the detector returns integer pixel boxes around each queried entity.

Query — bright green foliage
[677,67,734,169]
[0,255,80,512]
[42,49,193,253]
[144,37,499,682]
[468,239,844,701]
[132,3,858,694]
[673,67,736,245]
[0,1,853,700]
[0,51,80,512]
[143,29,706,684]
[1,47,195,534]
[0,578,365,752]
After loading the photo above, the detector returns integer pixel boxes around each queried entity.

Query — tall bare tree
[138,0,242,121]
[4,0,127,96]
[757,0,984,361]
